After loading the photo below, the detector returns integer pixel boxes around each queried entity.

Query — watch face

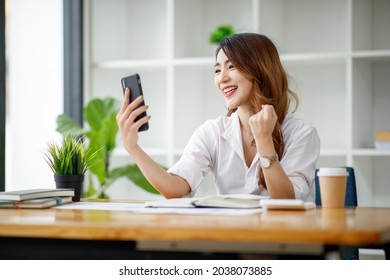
[260,157,270,168]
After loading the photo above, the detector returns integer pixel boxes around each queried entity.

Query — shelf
[91,50,390,72]
[91,53,390,71]
[281,53,346,64]
[352,60,390,150]
[352,0,390,51]
[174,0,254,58]
[260,0,347,54]
[90,0,168,63]
[285,62,347,150]
[353,156,390,207]
[93,59,168,69]
[352,50,390,61]
[352,149,390,156]
[174,57,214,67]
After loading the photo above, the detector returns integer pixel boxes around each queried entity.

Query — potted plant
[209,24,235,44]
[56,97,159,199]
[44,134,94,201]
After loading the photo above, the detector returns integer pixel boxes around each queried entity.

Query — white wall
[6,0,63,190]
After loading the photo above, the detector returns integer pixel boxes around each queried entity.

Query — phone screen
[121,73,149,131]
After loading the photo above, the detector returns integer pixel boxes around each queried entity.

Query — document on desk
[132,207,262,215]
[145,194,267,209]
[55,201,262,215]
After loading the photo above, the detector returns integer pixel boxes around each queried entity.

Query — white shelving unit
[84,0,390,206]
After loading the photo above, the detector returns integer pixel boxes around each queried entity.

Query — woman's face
[214,49,253,110]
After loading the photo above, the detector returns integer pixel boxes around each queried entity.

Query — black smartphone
[121,73,149,132]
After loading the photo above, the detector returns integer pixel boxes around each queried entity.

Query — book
[0,188,75,201]
[259,199,316,210]
[145,194,268,209]
[375,131,390,150]
[374,140,390,150]
[0,196,74,209]
[375,131,390,142]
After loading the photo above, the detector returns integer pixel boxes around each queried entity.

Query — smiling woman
[5,0,63,191]
[116,33,320,201]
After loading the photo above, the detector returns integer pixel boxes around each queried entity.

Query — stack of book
[0,188,75,209]
[375,131,390,150]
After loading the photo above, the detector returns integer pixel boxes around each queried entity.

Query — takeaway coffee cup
[317,167,349,208]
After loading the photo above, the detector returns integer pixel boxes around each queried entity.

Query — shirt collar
[222,112,245,161]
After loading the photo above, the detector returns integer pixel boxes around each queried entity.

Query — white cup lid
[317,167,349,177]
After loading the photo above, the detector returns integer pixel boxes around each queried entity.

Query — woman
[116,33,320,201]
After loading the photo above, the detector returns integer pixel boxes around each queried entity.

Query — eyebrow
[214,59,230,68]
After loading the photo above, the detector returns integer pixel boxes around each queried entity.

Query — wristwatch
[260,153,279,169]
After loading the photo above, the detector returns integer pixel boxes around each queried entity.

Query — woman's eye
[228,64,235,69]
[214,69,221,74]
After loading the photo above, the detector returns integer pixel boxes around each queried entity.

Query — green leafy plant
[44,134,92,175]
[209,24,235,44]
[56,97,159,198]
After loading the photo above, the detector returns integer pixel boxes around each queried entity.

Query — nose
[218,68,230,85]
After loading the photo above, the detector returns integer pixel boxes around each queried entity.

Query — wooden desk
[0,204,389,259]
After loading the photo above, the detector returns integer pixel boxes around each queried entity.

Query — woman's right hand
[116,88,150,154]
[116,88,190,198]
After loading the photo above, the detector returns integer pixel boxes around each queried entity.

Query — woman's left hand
[248,105,278,145]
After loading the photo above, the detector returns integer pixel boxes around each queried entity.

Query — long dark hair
[216,33,299,188]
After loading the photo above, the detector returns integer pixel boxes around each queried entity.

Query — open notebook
[145,195,316,210]
[144,194,268,209]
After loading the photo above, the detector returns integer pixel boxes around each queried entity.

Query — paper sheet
[132,207,262,215]
[55,201,262,215]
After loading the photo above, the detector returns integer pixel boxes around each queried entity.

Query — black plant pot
[54,174,84,202]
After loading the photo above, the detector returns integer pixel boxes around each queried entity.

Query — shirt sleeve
[167,121,216,197]
[281,118,321,202]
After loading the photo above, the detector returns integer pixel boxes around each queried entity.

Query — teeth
[223,86,237,93]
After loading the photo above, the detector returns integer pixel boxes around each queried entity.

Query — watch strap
[261,153,279,168]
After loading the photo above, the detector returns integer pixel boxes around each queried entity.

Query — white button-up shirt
[168,112,320,202]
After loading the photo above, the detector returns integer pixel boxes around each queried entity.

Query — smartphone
[121,73,149,132]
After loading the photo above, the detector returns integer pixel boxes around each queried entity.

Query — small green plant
[209,24,235,44]
[44,134,92,175]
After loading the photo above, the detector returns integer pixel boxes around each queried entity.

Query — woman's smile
[222,86,238,98]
